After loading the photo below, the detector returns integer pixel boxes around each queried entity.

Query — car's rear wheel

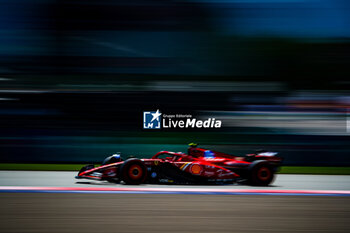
[119,159,147,185]
[248,160,274,186]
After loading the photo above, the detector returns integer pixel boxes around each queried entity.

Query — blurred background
[0,0,349,165]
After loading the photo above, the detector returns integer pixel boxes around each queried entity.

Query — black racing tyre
[102,155,122,165]
[119,159,147,185]
[247,160,275,186]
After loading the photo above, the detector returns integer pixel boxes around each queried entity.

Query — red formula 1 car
[76,144,282,186]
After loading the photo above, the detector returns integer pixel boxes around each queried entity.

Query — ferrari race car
[76,144,282,186]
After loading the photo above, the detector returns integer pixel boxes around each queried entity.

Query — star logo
[143,110,162,129]
[151,109,161,122]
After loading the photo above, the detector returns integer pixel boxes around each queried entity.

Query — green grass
[0,163,87,171]
[0,163,350,175]
[278,166,350,175]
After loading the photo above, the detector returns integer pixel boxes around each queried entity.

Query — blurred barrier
[0,134,349,166]
[0,0,350,166]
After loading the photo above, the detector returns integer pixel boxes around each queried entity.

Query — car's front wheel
[119,159,147,185]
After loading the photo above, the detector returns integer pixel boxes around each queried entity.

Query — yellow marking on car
[180,162,191,170]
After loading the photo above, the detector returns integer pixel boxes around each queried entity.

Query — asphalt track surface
[1,171,350,233]
[0,193,349,233]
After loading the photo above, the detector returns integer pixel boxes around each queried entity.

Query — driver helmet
[204,150,215,158]
[112,153,121,159]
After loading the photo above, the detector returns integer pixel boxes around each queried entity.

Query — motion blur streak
[0,194,349,233]
[0,1,350,166]
[1,1,350,233]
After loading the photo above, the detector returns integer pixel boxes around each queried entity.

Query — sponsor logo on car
[190,164,202,175]
[203,171,215,176]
